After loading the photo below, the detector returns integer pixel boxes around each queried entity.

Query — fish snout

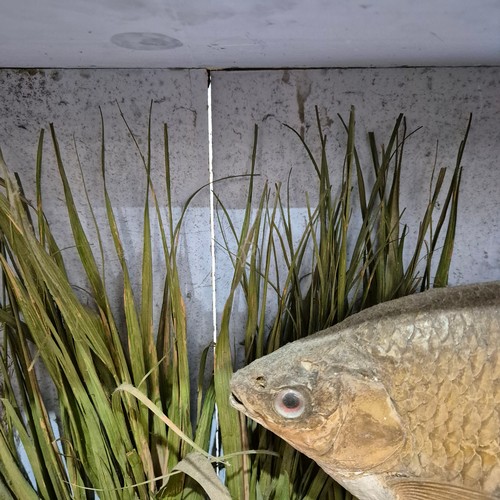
[229,391,245,412]
[229,371,269,415]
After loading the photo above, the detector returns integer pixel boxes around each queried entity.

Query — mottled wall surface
[211,67,500,288]
[210,68,500,362]
[1,67,499,394]
[0,68,211,408]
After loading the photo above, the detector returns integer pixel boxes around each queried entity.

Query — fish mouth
[229,392,247,413]
[230,391,267,427]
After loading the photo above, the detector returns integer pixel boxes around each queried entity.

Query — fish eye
[274,388,306,418]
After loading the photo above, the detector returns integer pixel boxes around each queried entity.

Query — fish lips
[229,391,246,413]
[229,371,252,415]
[229,373,269,422]
[230,364,263,408]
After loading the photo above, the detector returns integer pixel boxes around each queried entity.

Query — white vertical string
[207,73,221,460]
[208,78,217,350]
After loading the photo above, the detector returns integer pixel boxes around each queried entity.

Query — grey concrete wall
[211,67,500,283]
[211,68,500,360]
[1,67,499,389]
[0,69,212,406]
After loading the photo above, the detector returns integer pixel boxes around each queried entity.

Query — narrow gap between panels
[207,71,221,462]
[207,74,217,349]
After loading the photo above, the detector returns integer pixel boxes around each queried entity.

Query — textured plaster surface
[0,68,211,410]
[1,66,500,404]
[211,68,500,358]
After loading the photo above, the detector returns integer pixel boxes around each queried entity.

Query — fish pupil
[274,389,305,418]
[282,392,300,409]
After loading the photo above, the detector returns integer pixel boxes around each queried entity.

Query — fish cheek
[331,373,406,473]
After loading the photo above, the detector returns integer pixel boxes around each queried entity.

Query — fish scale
[372,305,500,491]
[230,282,500,500]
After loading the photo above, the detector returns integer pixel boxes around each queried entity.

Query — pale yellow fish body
[230,282,500,500]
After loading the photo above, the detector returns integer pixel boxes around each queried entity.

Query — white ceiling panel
[1,0,499,68]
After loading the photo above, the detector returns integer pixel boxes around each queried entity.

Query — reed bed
[0,105,470,499]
